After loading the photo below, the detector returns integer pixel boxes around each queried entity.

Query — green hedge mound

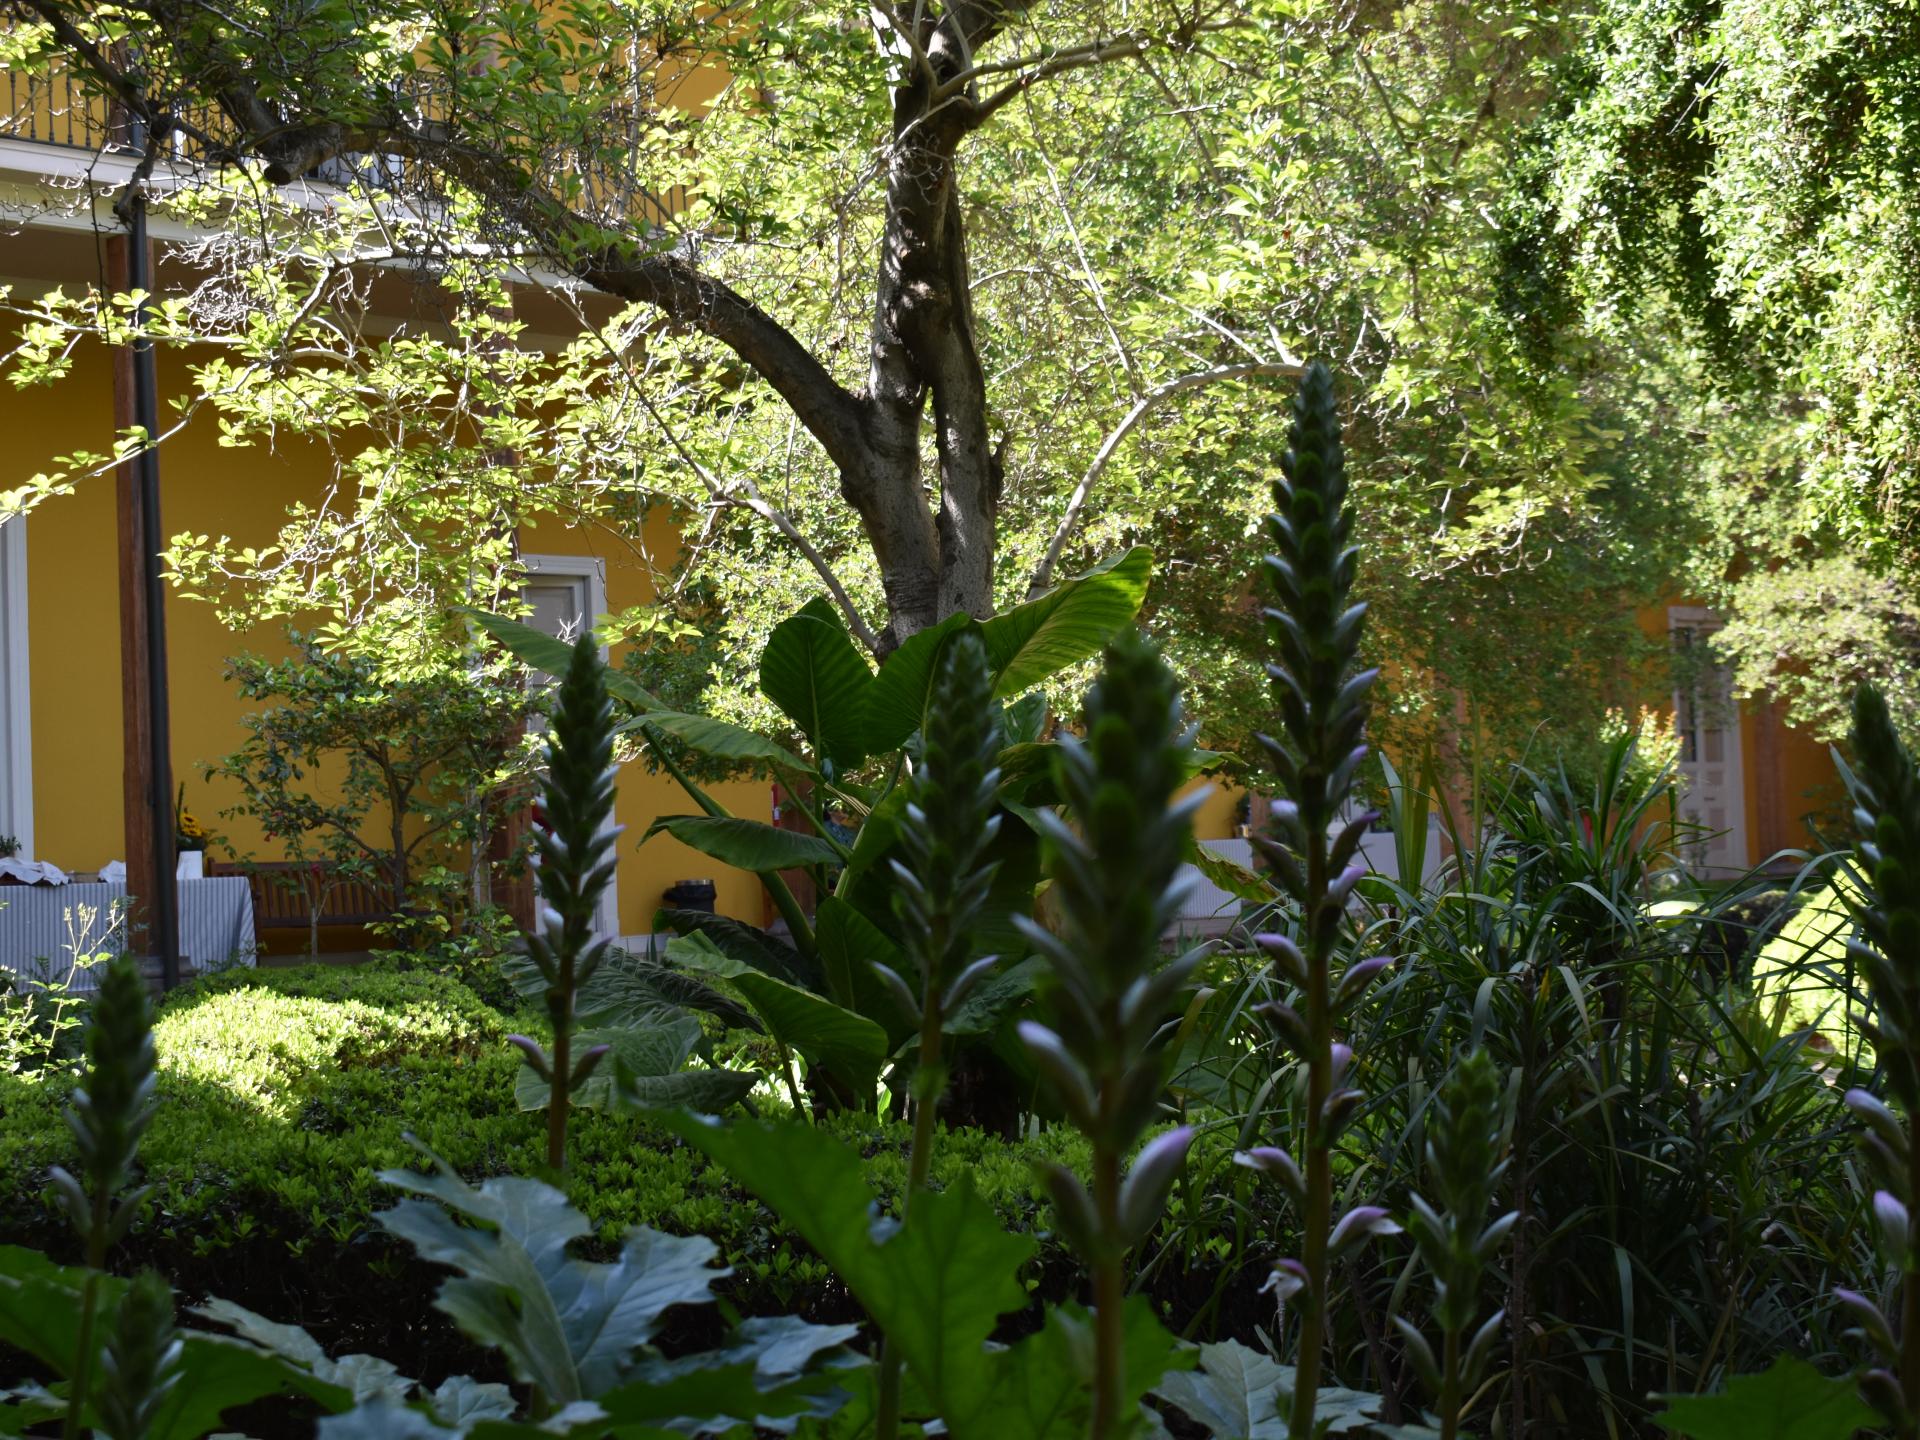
[0,963,1106,1369]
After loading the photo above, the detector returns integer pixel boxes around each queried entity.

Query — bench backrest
[207,861,399,929]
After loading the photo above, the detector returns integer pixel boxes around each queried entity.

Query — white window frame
[1668,604,1748,875]
[522,552,609,647]
[520,553,618,939]
[0,518,32,859]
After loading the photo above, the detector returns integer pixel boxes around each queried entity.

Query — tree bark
[38,0,1183,644]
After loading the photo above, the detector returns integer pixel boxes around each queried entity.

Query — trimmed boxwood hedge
[0,962,1127,1376]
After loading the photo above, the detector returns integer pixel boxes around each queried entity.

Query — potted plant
[175,785,209,879]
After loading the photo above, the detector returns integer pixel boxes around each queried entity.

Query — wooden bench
[208,861,399,934]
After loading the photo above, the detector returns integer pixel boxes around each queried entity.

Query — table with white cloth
[0,877,257,989]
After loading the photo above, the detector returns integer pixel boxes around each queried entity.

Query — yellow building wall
[13,339,770,941]
[513,508,771,932]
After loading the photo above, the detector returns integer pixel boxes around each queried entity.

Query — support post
[107,143,178,990]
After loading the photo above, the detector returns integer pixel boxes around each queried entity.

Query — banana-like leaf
[943,957,1044,1037]
[464,608,660,713]
[611,1064,762,1114]
[859,613,975,755]
[1187,840,1273,905]
[760,598,875,776]
[815,896,918,1043]
[617,710,814,776]
[375,1165,725,1404]
[656,908,817,991]
[979,548,1152,698]
[646,815,843,872]
[672,934,887,1093]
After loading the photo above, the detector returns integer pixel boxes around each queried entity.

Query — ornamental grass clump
[1237,359,1397,1439]
[506,630,621,1170]
[1835,682,1920,1437]
[1017,630,1209,1440]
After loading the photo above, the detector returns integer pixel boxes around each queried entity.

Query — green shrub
[0,965,1096,1329]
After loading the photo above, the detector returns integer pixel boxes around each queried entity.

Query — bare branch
[1027,360,1301,597]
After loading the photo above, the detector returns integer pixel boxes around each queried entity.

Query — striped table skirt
[0,878,257,990]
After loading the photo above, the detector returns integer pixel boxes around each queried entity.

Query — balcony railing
[0,55,681,231]
[3,61,115,151]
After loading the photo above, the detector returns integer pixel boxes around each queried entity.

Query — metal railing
[2,60,116,151]
[0,55,681,233]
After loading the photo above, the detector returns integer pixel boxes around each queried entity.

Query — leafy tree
[0,0,1705,779]
[1508,0,1920,739]
[212,634,538,940]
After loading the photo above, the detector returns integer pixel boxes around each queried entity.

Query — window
[519,553,619,939]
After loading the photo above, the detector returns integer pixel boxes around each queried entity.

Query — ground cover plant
[0,367,1901,1439]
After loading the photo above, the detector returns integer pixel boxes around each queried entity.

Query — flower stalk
[49,948,158,1440]
[507,631,620,1171]
[1240,360,1396,1439]
[1393,1049,1516,1440]
[871,628,1005,1440]
[1017,631,1207,1440]
[96,1270,184,1440]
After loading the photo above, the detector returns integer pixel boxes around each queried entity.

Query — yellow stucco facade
[6,336,778,942]
[3,337,1242,949]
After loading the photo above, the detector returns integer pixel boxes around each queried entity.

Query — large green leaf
[1187,839,1273,905]
[815,895,918,1042]
[963,1299,1189,1440]
[604,1316,864,1429]
[673,934,888,1092]
[979,548,1151,697]
[1654,1357,1878,1440]
[194,1300,409,1404]
[465,609,659,713]
[503,944,761,1033]
[512,1017,704,1111]
[646,815,843,872]
[658,1116,1034,1440]
[837,787,911,904]
[943,957,1044,1037]
[0,1250,351,1436]
[376,1165,725,1404]
[1151,1340,1392,1439]
[617,710,814,776]
[657,907,818,990]
[760,598,876,775]
[860,613,975,754]
[612,1064,762,1113]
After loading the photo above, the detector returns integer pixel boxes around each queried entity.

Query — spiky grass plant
[1394,1049,1516,1440]
[1241,360,1396,1439]
[507,631,620,1170]
[49,948,158,1440]
[872,629,1005,1440]
[1835,683,1920,1436]
[1018,630,1206,1440]
[96,1271,183,1440]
